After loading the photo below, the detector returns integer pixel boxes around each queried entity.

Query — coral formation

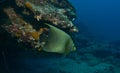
[2,7,49,51]
[0,0,77,54]
[15,0,78,32]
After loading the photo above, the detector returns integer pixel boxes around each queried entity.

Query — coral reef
[15,0,78,32]
[2,8,49,51]
[0,0,77,53]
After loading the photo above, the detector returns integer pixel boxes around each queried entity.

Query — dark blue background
[69,0,120,42]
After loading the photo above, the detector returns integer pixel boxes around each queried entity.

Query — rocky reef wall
[0,0,78,54]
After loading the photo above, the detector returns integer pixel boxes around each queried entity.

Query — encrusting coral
[2,8,49,50]
[1,0,78,54]
[15,0,78,32]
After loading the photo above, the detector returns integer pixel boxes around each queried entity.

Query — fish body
[43,23,76,54]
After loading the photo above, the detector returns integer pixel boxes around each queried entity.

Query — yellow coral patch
[30,31,40,41]
[39,28,43,34]
[25,2,33,10]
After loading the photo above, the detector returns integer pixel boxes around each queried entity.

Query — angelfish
[42,23,76,54]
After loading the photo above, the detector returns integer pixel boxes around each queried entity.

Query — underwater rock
[93,63,114,73]
[15,0,78,32]
[105,56,120,67]
[78,41,110,54]
[2,7,49,51]
[80,54,101,66]
[0,0,77,54]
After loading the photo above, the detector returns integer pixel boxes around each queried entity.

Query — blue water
[69,0,120,42]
